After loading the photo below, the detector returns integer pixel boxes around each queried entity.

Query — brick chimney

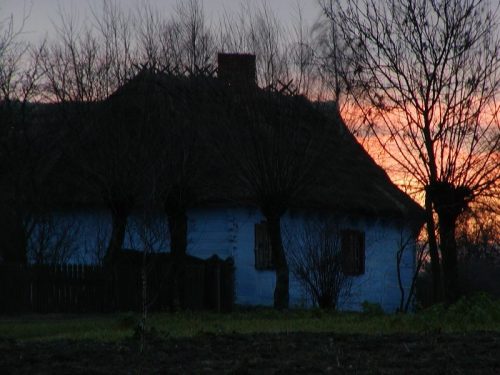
[217,53,256,87]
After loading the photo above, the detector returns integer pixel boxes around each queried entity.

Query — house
[2,53,425,312]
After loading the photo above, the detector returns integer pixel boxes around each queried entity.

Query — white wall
[32,208,417,312]
[186,208,416,312]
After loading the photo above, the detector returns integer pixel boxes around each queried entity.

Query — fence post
[0,254,236,314]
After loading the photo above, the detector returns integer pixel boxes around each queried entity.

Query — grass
[0,314,132,342]
[1,294,499,342]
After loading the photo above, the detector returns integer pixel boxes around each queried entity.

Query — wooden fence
[0,255,234,314]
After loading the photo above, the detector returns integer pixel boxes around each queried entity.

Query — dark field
[1,331,499,374]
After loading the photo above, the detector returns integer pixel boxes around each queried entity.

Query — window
[341,230,365,276]
[254,221,274,270]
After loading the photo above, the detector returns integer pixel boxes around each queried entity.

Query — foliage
[447,293,500,324]
[420,293,500,327]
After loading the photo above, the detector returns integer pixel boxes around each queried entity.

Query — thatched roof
[304,104,424,219]
[6,69,424,222]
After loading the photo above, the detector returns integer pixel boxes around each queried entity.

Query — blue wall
[29,208,417,312]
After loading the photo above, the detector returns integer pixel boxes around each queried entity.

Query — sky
[1,0,323,44]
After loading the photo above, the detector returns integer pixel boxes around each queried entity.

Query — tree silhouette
[322,0,500,303]
[215,84,327,309]
[0,9,46,264]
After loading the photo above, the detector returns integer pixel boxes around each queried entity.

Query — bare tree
[396,233,426,313]
[456,206,500,261]
[174,0,216,73]
[215,87,327,309]
[0,7,48,264]
[0,12,27,264]
[312,5,371,140]
[286,218,352,309]
[288,4,329,100]
[218,3,292,90]
[41,1,220,268]
[40,2,146,266]
[135,0,216,74]
[125,206,168,353]
[27,214,81,265]
[41,1,135,104]
[133,1,221,306]
[83,217,109,265]
[322,0,500,303]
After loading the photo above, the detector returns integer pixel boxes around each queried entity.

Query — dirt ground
[1,332,499,374]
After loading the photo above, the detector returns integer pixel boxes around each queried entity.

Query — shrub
[446,293,500,325]
[286,219,352,310]
[417,293,500,330]
[361,301,385,316]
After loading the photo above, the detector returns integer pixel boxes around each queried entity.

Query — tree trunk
[104,208,129,266]
[167,211,188,257]
[424,194,443,303]
[266,213,289,310]
[318,294,335,310]
[439,212,459,304]
[166,208,188,310]
[0,209,27,264]
[428,182,470,304]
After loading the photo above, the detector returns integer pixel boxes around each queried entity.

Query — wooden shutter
[341,230,365,276]
[356,232,365,274]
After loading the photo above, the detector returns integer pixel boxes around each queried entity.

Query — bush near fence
[416,259,500,308]
[0,253,234,314]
